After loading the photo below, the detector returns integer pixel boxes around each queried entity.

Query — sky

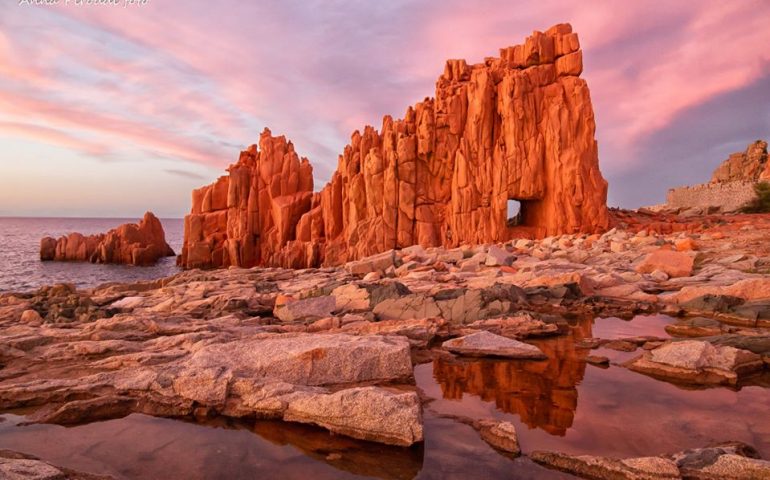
[1,0,769,218]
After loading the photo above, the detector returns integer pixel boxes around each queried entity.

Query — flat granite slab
[442,331,547,359]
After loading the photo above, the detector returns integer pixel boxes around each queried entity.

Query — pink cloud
[1,0,768,213]
[421,0,770,173]
[0,91,228,167]
[0,121,109,156]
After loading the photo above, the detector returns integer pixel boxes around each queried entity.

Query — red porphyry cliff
[178,23,609,269]
[40,212,175,266]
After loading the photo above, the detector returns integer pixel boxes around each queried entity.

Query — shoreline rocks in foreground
[0,449,112,480]
[2,209,769,479]
[39,211,175,266]
[532,441,770,480]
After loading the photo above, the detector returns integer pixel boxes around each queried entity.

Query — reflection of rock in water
[252,419,424,480]
[433,319,592,436]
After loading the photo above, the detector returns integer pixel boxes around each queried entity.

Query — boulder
[340,318,445,347]
[474,419,520,455]
[365,281,411,307]
[670,278,770,305]
[284,387,423,447]
[485,245,516,266]
[462,314,559,338]
[331,284,371,312]
[442,331,546,359]
[0,449,114,480]
[373,294,441,321]
[707,334,770,357]
[625,340,764,386]
[675,237,698,251]
[345,250,398,275]
[531,451,680,480]
[636,249,694,278]
[39,237,56,261]
[437,249,464,264]
[671,442,770,480]
[274,295,337,322]
[19,310,43,325]
[533,441,770,480]
[0,457,66,480]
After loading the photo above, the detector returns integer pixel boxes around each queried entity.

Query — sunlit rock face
[178,23,609,269]
[710,140,769,183]
[178,130,315,269]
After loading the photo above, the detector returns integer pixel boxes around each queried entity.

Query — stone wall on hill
[666,182,757,213]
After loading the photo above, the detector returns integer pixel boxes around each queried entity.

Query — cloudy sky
[1,0,769,217]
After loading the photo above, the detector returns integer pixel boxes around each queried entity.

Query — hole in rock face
[507,199,525,227]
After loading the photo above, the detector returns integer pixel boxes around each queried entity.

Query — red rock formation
[710,140,769,183]
[179,23,609,269]
[178,130,315,269]
[40,212,175,266]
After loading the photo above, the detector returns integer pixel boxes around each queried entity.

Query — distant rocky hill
[662,140,769,215]
[178,23,610,270]
[711,140,770,184]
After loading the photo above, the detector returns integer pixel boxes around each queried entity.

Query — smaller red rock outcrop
[177,129,314,269]
[40,212,175,266]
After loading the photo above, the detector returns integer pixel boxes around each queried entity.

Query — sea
[0,217,184,293]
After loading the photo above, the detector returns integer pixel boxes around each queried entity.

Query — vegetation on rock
[741,182,770,213]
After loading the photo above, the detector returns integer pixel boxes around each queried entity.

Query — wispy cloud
[164,169,207,181]
[1,0,769,214]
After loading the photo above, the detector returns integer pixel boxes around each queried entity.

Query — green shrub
[741,182,770,213]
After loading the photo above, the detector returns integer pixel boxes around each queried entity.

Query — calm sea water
[0,217,184,293]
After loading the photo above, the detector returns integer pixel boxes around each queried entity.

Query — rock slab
[625,340,763,386]
[284,387,423,447]
[442,331,547,359]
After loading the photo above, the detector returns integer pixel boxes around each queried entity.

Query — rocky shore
[2,211,770,478]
